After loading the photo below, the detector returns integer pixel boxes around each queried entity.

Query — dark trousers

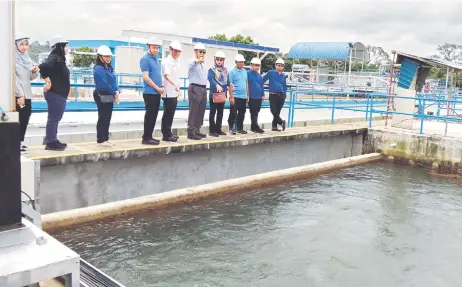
[143,94,161,140]
[44,91,67,144]
[93,91,114,143]
[209,99,225,133]
[187,84,207,134]
[161,97,177,138]
[269,92,285,128]
[227,98,247,131]
[16,99,32,142]
[248,98,262,130]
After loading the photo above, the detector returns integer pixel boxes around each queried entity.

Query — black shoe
[45,141,66,151]
[172,135,179,140]
[162,136,177,142]
[218,130,227,136]
[272,127,281,132]
[57,140,67,147]
[196,131,207,138]
[142,139,160,145]
[237,130,247,134]
[281,120,286,131]
[209,132,219,137]
[252,128,264,134]
[187,133,202,140]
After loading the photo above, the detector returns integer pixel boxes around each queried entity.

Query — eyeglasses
[198,50,206,54]
[277,64,284,67]
[216,58,224,61]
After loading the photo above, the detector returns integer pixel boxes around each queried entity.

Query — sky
[14,0,462,58]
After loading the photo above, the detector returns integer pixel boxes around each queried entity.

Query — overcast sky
[15,0,462,57]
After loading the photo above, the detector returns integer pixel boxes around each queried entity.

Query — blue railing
[285,88,462,135]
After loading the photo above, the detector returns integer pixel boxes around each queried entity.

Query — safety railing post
[419,97,425,134]
[365,93,369,121]
[290,90,295,127]
[287,90,293,128]
[330,93,336,124]
[368,94,374,128]
[74,73,78,101]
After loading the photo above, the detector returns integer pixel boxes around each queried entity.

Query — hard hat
[147,37,161,46]
[15,32,30,42]
[50,34,69,47]
[250,58,261,65]
[234,54,245,62]
[96,45,113,56]
[275,58,285,65]
[214,51,226,59]
[193,42,206,50]
[169,41,182,51]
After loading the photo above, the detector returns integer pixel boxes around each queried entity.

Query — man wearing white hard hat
[187,42,208,140]
[38,34,70,151]
[207,51,229,137]
[14,32,38,152]
[263,58,287,131]
[93,45,119,147]
[139,37,164,145]
[247,57,265,133]
[160,41,182,142]
[227,54,248,134]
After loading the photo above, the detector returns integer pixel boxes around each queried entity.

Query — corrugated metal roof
[398,58,419,89]
[192,38,279,53]
[288,42,352,60]
[394,51,462,71]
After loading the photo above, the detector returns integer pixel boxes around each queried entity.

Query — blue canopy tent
[288,42,369,85]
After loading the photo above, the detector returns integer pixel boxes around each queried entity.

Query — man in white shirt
[161,41,182,142]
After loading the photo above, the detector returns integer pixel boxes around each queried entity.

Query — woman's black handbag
[97,92,115,103]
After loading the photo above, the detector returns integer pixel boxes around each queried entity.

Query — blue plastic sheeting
[192,38,279,53]
[288,42,352,60]
[398,58,419,89]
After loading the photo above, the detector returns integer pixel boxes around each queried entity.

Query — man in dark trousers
[140,37,164,145]
[187,42,208,140]
[247,57,265,133]
[263,58,287,131]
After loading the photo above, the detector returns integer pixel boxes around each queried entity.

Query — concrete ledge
[27,124,372,167]
[42,153,382,231]
[366,127,462,174]
[24,116,386,146]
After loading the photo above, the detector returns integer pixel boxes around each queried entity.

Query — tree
[28,40,51,63]
[72,47,95,67]
[208,33,258,66]
[428,43,462,87]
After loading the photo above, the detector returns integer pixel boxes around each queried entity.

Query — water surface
[53,162,462,287]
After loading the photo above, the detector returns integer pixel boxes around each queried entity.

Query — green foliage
[72,47,95,67]
[27,40,50,62]
[208,33,259,66]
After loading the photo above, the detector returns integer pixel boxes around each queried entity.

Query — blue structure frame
[192,37,279,53]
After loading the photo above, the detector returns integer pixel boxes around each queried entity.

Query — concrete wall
[39,133,364,213]
[365,127,462,174]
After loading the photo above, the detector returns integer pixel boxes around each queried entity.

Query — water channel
[52,162,462,287]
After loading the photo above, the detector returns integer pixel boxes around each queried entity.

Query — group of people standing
[140,37,287,144]
[14,35,287,152]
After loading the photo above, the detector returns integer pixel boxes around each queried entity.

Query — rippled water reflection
[52,162,462,287]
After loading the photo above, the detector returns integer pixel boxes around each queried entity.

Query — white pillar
[0,0,15,118]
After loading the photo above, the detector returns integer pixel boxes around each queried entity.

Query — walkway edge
[42,153,382,231]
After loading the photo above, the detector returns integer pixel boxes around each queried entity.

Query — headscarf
[15,39,33,70]
[49,42,67,62]
[211,62,228,86]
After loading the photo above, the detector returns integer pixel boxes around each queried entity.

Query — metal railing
[285,88,462,136]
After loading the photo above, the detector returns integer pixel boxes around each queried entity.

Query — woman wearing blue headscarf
[15,33,38,152]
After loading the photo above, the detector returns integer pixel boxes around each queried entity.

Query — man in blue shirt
[247,57,265,133]
[227,54,248,134]
[262,58,287,131]
[140,37,164,145]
